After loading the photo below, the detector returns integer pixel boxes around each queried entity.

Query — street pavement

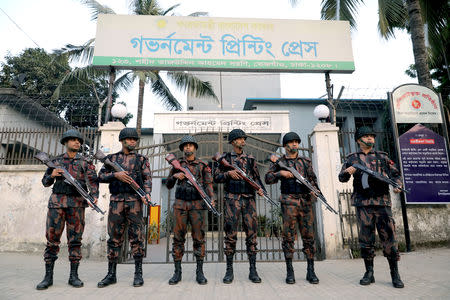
[0,247,448,300]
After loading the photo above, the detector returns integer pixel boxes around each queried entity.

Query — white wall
[0,165,108,258]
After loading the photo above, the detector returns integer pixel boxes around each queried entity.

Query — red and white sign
[391,84,442,123]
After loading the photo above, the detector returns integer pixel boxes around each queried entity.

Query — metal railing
[0,127,100,165]
[338,189,359,251]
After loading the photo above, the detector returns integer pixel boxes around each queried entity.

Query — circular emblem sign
[411,99,421,109]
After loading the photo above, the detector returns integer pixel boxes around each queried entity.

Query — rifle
[94,149,154,205]
[352,163,409,193]
[34,152,105,215]
[268,154,338,214]
[165,154,221,216]
[213,153,279,207]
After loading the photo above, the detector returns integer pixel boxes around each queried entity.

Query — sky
[0,0,417,128]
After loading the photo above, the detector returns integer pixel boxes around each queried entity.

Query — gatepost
[84,121,125,258]
[311,122,348,259]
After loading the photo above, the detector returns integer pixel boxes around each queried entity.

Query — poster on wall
[398,124,450,204]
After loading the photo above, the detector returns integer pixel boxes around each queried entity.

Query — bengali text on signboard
[399,124,450,204]
[93,14,354,73]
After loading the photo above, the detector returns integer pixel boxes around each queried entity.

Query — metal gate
[338,189,359,255]
[122,131,322,262]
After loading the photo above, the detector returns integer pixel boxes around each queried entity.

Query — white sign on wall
[93,14,354,73]
[174,117,271,131]
[153,111,290,134]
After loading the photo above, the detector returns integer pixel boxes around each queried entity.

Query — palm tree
[404,0,431,88]
[55,0,217,134]
[291,0,449,89]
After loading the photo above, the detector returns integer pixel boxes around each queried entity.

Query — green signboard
[93,14,355,73]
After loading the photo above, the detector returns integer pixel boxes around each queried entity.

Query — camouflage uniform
[214,151,263,257]
[41,153,99,263]
[265,155,318,260]
[339,150,402,261]
[99,150,152,262]
[166,157,214,261]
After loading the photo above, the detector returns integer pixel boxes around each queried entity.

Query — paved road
[0,248,448,299]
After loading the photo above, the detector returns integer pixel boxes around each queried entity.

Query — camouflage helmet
[119,128,139,141]
[355,126,376,141]
[179,135,198,151]
[282,132,301,146]
[228,129,247,143]
[60,129,84,145]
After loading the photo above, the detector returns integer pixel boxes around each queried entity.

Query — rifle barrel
[274,157,337,214]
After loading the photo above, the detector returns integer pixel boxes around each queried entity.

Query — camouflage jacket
[42,152,99,208]
[99,151,152,201]
[213,151,264,200]
[265,154,318,205]
[166,157,215,210]
[339,149,402,207]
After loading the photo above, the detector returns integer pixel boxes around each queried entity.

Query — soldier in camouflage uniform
[214,129,264,284]
[165,135,215,285]
[97,128,152,288]
[36,129,99,290]
[265,132,320,284]
[339,126,404,288]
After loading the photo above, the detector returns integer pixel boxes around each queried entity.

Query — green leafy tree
[0,48,69,98]
[0,48,131,127]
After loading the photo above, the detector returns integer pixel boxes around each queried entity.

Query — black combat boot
[168,261,182,285]
[68,262,84,287]
[248,254,262,283]
[195,259,207,285]
[223,255,234,284]
[97,261,117,288]
[306,259,319,284]
[285,258,295,284]
[36,261,55,290]
[360,258,375,285]
[133,258,144,287]
[388,258,404,288]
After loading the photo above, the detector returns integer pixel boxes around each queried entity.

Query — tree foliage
[0,48,132,127]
